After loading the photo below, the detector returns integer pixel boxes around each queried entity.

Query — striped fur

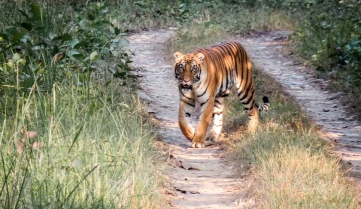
[173,42,269,148]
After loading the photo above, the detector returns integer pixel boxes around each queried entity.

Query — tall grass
[0,80,164,208]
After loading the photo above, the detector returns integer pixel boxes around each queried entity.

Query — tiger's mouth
[181,84,192,90]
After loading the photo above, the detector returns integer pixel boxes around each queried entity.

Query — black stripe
[239,89,250,101]
[225,70,229,89]
[241,99,251,105]
[200,98,209,107]
[239,87,254,101]
[197,89,207,98]
[243,99,255,109]
[251,100,255,108]
[238,82,251,97]
[181,91,193,100]
[181,99,195,107]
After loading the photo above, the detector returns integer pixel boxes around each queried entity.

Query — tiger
[173,41,269,148]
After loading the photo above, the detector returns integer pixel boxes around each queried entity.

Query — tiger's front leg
[206,97,225,142]
[191,97,215,148]
[178,90,196,141]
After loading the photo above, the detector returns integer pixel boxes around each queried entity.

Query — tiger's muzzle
[181,79,192,90]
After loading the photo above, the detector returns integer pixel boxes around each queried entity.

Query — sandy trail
[128,29,361,208]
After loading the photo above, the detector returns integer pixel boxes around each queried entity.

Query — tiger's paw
[191,142,205,148]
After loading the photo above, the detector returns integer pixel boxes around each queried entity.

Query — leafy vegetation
[293,0,361,85]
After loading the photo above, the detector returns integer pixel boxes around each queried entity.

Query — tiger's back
[194,42,254,102]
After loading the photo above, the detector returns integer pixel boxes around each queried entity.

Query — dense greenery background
[1,0,360,105]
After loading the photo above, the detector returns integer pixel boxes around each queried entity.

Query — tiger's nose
[183,79,190,82]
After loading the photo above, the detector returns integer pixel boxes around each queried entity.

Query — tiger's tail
[256,96,270,112]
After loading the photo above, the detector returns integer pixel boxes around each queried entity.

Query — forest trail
[128,29,361,208]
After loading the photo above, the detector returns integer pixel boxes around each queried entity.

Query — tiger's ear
[174,51,184,59]
[194,52,205,63]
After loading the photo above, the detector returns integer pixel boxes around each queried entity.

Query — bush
[293,0,361,85]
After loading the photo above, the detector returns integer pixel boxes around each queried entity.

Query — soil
[128,29,361,208]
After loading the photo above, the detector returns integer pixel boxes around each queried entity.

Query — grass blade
[68,124,84,154]
[59,164,99,208]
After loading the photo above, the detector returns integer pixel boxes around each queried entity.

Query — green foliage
[0,2,132,96]
[293,0,361,85]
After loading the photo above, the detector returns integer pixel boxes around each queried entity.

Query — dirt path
[128,29,361,208]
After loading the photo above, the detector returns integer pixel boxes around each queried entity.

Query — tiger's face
[173,52,205,90]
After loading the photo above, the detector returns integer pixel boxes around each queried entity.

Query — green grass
[0,81,165,208]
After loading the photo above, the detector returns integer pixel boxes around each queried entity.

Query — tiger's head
[173,51,205,90]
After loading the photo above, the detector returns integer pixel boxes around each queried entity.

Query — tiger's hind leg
[238,87,259,133]
[206,97,225,142]
[246,106,259,133]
